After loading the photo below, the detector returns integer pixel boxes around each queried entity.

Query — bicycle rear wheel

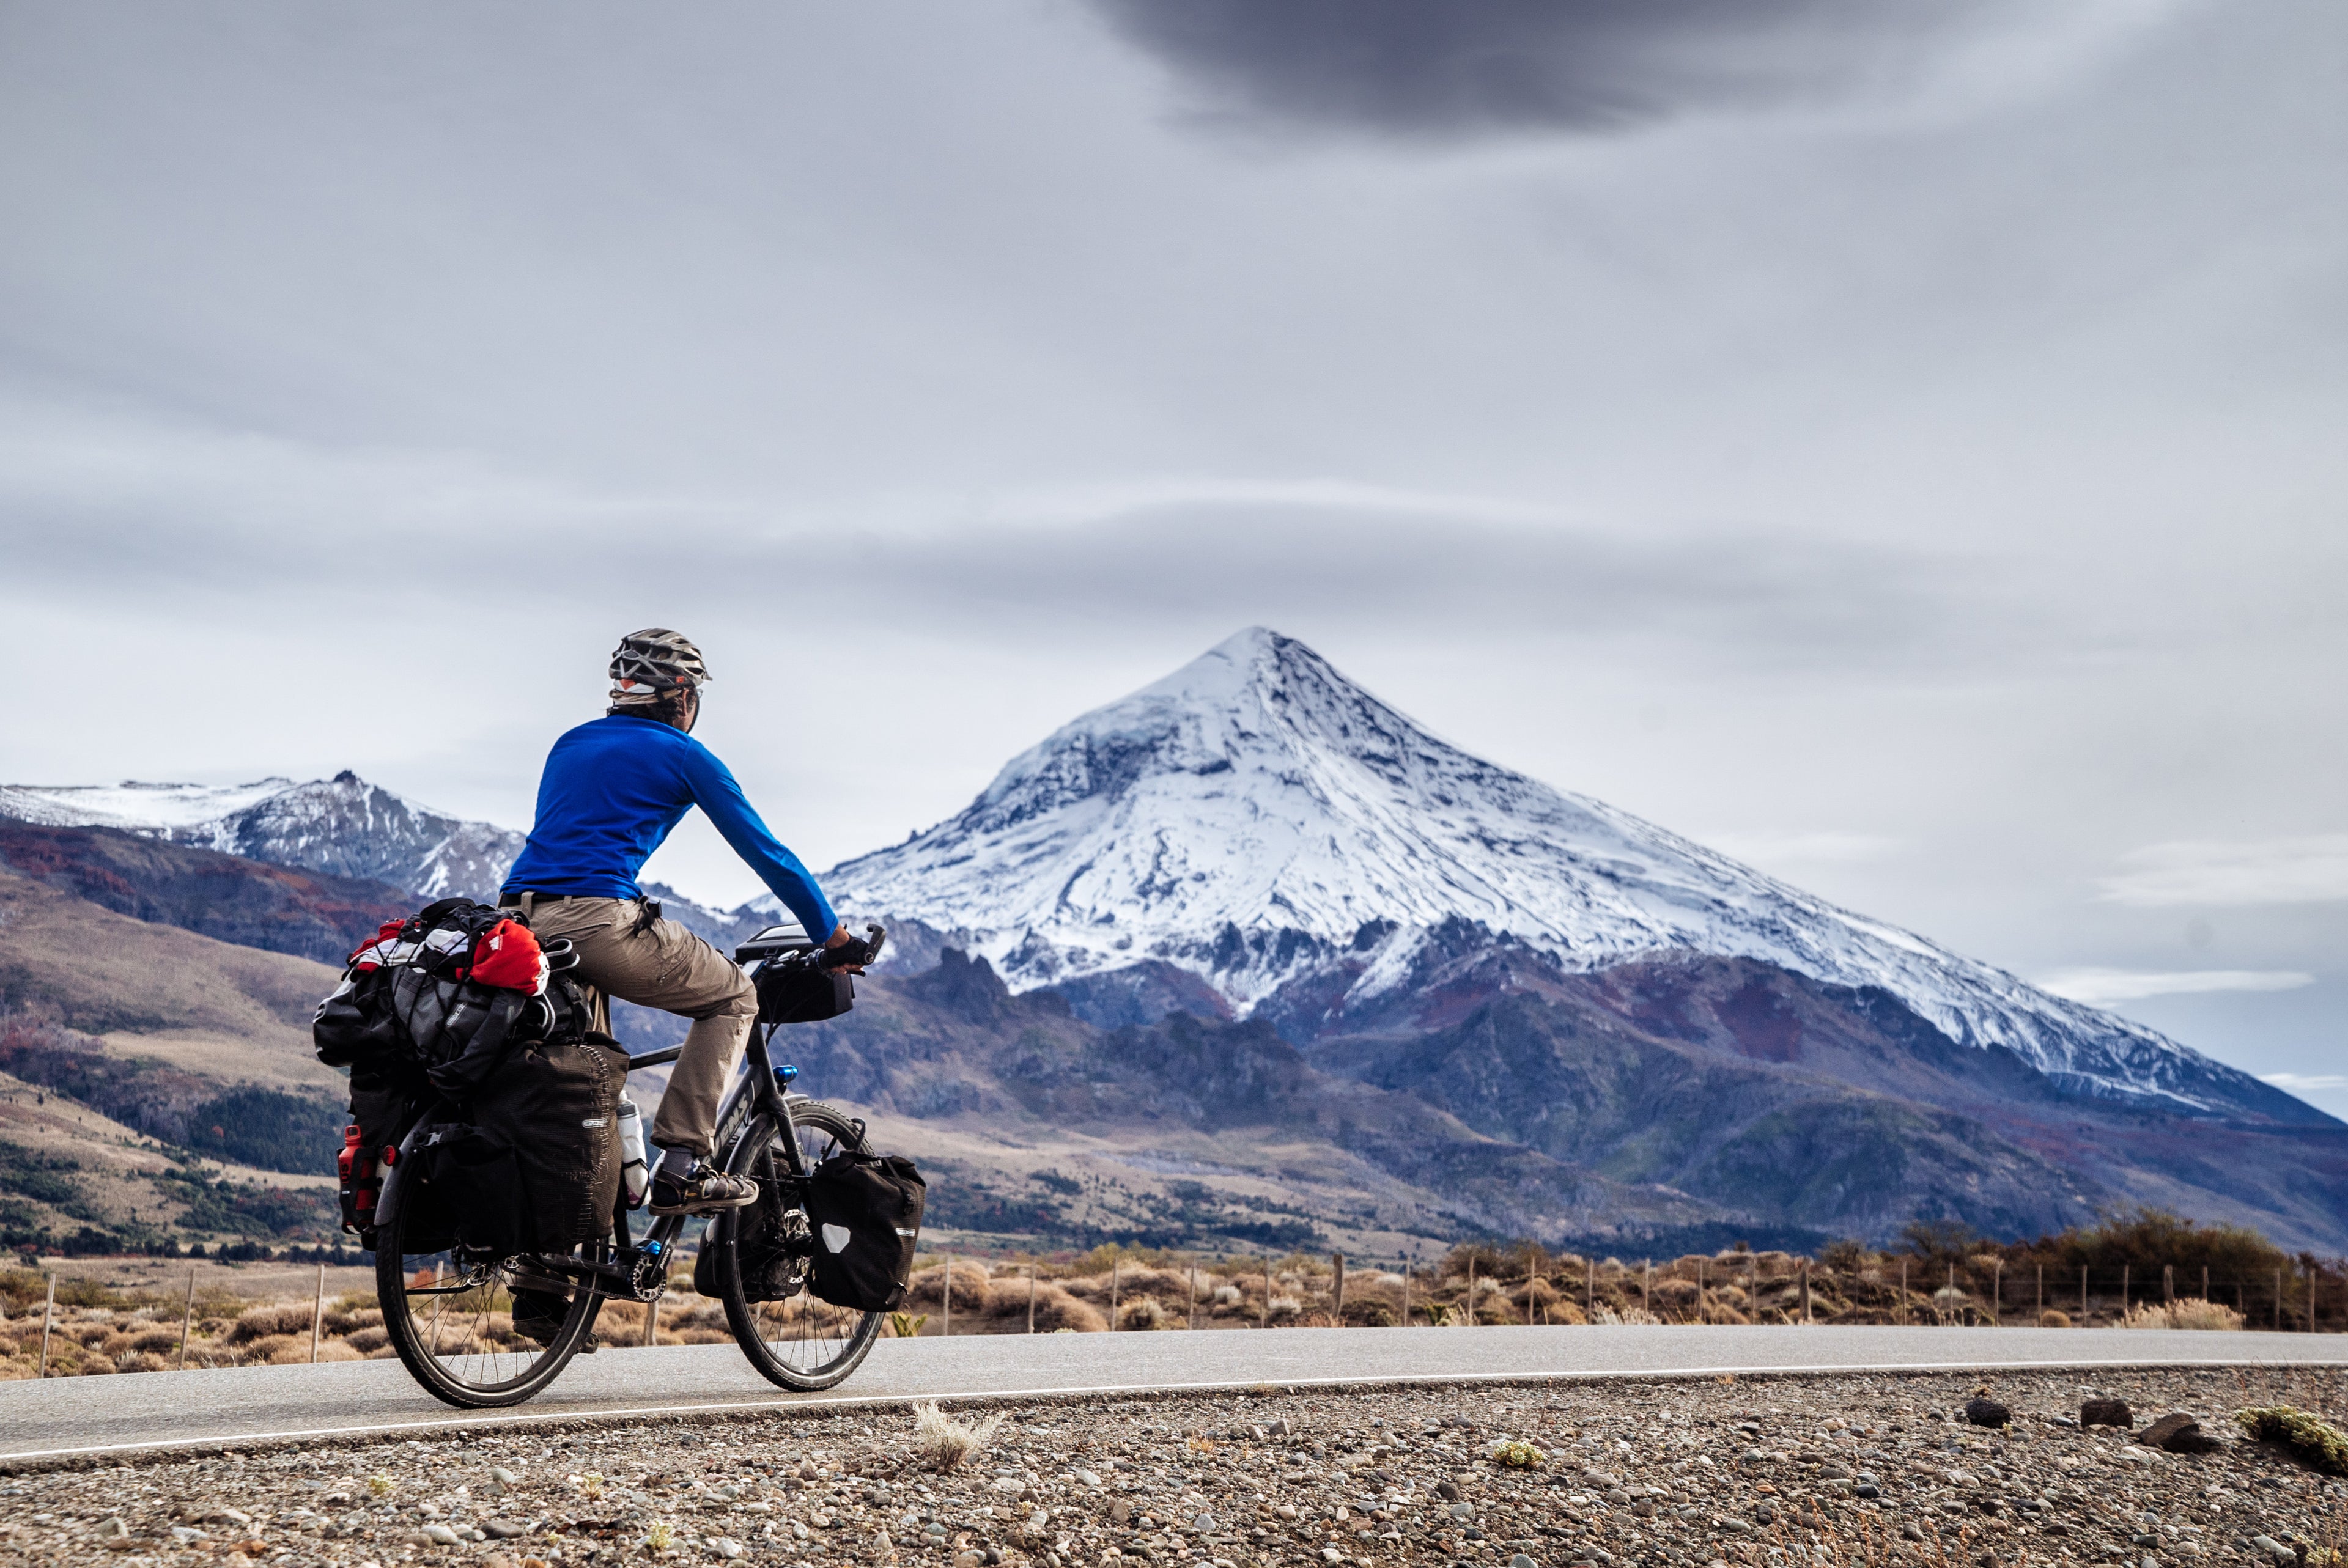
[375,1199,603,1408]
[712,1100,884,1391]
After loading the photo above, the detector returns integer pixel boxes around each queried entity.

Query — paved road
[2,1326,2339,1466]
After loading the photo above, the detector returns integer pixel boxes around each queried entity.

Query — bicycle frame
[602,1017,813,1294]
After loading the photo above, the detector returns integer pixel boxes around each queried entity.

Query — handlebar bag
[753,963,855,1025]
[802,1150,925,1312]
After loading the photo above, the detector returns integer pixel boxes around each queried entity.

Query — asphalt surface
[3,1326,2340,1465]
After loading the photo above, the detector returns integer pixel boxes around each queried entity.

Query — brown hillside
[0,870,339,1092]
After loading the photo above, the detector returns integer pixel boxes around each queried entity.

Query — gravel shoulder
[2,1366,2341,1568]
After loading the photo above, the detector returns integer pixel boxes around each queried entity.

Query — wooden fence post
[943,1252,954,1337]
[1262,1259,1271,1328]
[2121,1264,2130,1314]
[2164,1264,2174,1305]
[1466,1256,1477,1327]
[178,1267,196,1370]
[1800,1260,1811,1324]
[2080,1265,2088,1319]
[311,1262,326,1364]
[1585,1256,1593,1320]
[1899,1259,1908,1317]
[2275,1268,2283,1330]
[1332,1253,1346,1327]
[1401,1259,1411,1327]
[1187,1263,1197,1332]
[643,1294,659,1346]
[1110,1257,1119,1331]
[1028,1264,1038,1334]
[1642,1259,1652,1319]
[37,1273,56,1378]
[2036,1264,2043,1320]
[1991,1259,2002,1325]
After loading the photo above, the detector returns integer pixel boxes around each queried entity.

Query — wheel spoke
[384,1231,607,1404]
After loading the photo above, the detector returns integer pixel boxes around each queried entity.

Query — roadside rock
[2083,1397,2135,1427]
[2137,1413,2222,1454]
[1965,1397,2011,1429]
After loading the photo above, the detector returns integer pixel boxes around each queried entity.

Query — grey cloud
[1086,0,2038,138]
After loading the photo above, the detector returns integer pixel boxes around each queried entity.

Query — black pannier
[317,898,614,1253]
[694,1139,811,1303]
[802,1150,925,1312]
[405,1034,627,1254]
[409,1123,528,1254]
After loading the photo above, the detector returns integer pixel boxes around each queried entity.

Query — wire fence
[897,1246,2348,1333]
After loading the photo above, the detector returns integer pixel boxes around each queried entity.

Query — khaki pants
[512,894,756,1161]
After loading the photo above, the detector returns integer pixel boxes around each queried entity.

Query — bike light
[774,1063,800,1084]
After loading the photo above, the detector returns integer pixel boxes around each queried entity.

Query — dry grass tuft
[2120,1298,2245,1331]
[910,1401,1005,1471]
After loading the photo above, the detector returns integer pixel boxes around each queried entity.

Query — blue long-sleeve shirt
[501,715,838,940]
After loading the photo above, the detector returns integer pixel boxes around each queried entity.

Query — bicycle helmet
[609,628,711,706]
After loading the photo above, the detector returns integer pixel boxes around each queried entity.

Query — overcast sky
[2,2,2342,1112]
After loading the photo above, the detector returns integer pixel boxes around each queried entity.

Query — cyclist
[499,628,875,1219]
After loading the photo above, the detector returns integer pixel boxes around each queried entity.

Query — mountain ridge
[822,627,2272,1116]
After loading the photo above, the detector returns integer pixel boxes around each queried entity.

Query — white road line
[5,1353,2338,1466]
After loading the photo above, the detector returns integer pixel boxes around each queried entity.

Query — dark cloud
[1087,0,2014,137]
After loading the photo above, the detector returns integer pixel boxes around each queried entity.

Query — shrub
[2235,1407,2348,1476]
[1118,1297,1169,1331]
[2120,1298,2244,1331]
[2039,1309,2072,1328]
[1028,1285,1106,1333]
[227,1304,314,1344]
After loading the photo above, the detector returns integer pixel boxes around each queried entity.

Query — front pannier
[802,1151,925,1312]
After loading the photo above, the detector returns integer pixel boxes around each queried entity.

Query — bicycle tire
[712,1100,885,1391]
[376,1198,602,1409]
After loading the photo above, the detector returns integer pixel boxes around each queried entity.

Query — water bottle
[616,1096,649,1209]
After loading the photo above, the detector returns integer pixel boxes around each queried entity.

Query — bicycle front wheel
[713,1100,885,1391]
[375,1199,603,1408]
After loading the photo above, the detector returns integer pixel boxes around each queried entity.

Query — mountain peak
[829,630,2243,1110]
[0,771,523,902]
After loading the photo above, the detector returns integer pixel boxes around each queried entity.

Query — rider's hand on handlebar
[820,924,880,973]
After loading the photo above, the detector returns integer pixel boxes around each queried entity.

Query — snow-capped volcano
[0,773,523,899]
[830,627,2228,1108]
